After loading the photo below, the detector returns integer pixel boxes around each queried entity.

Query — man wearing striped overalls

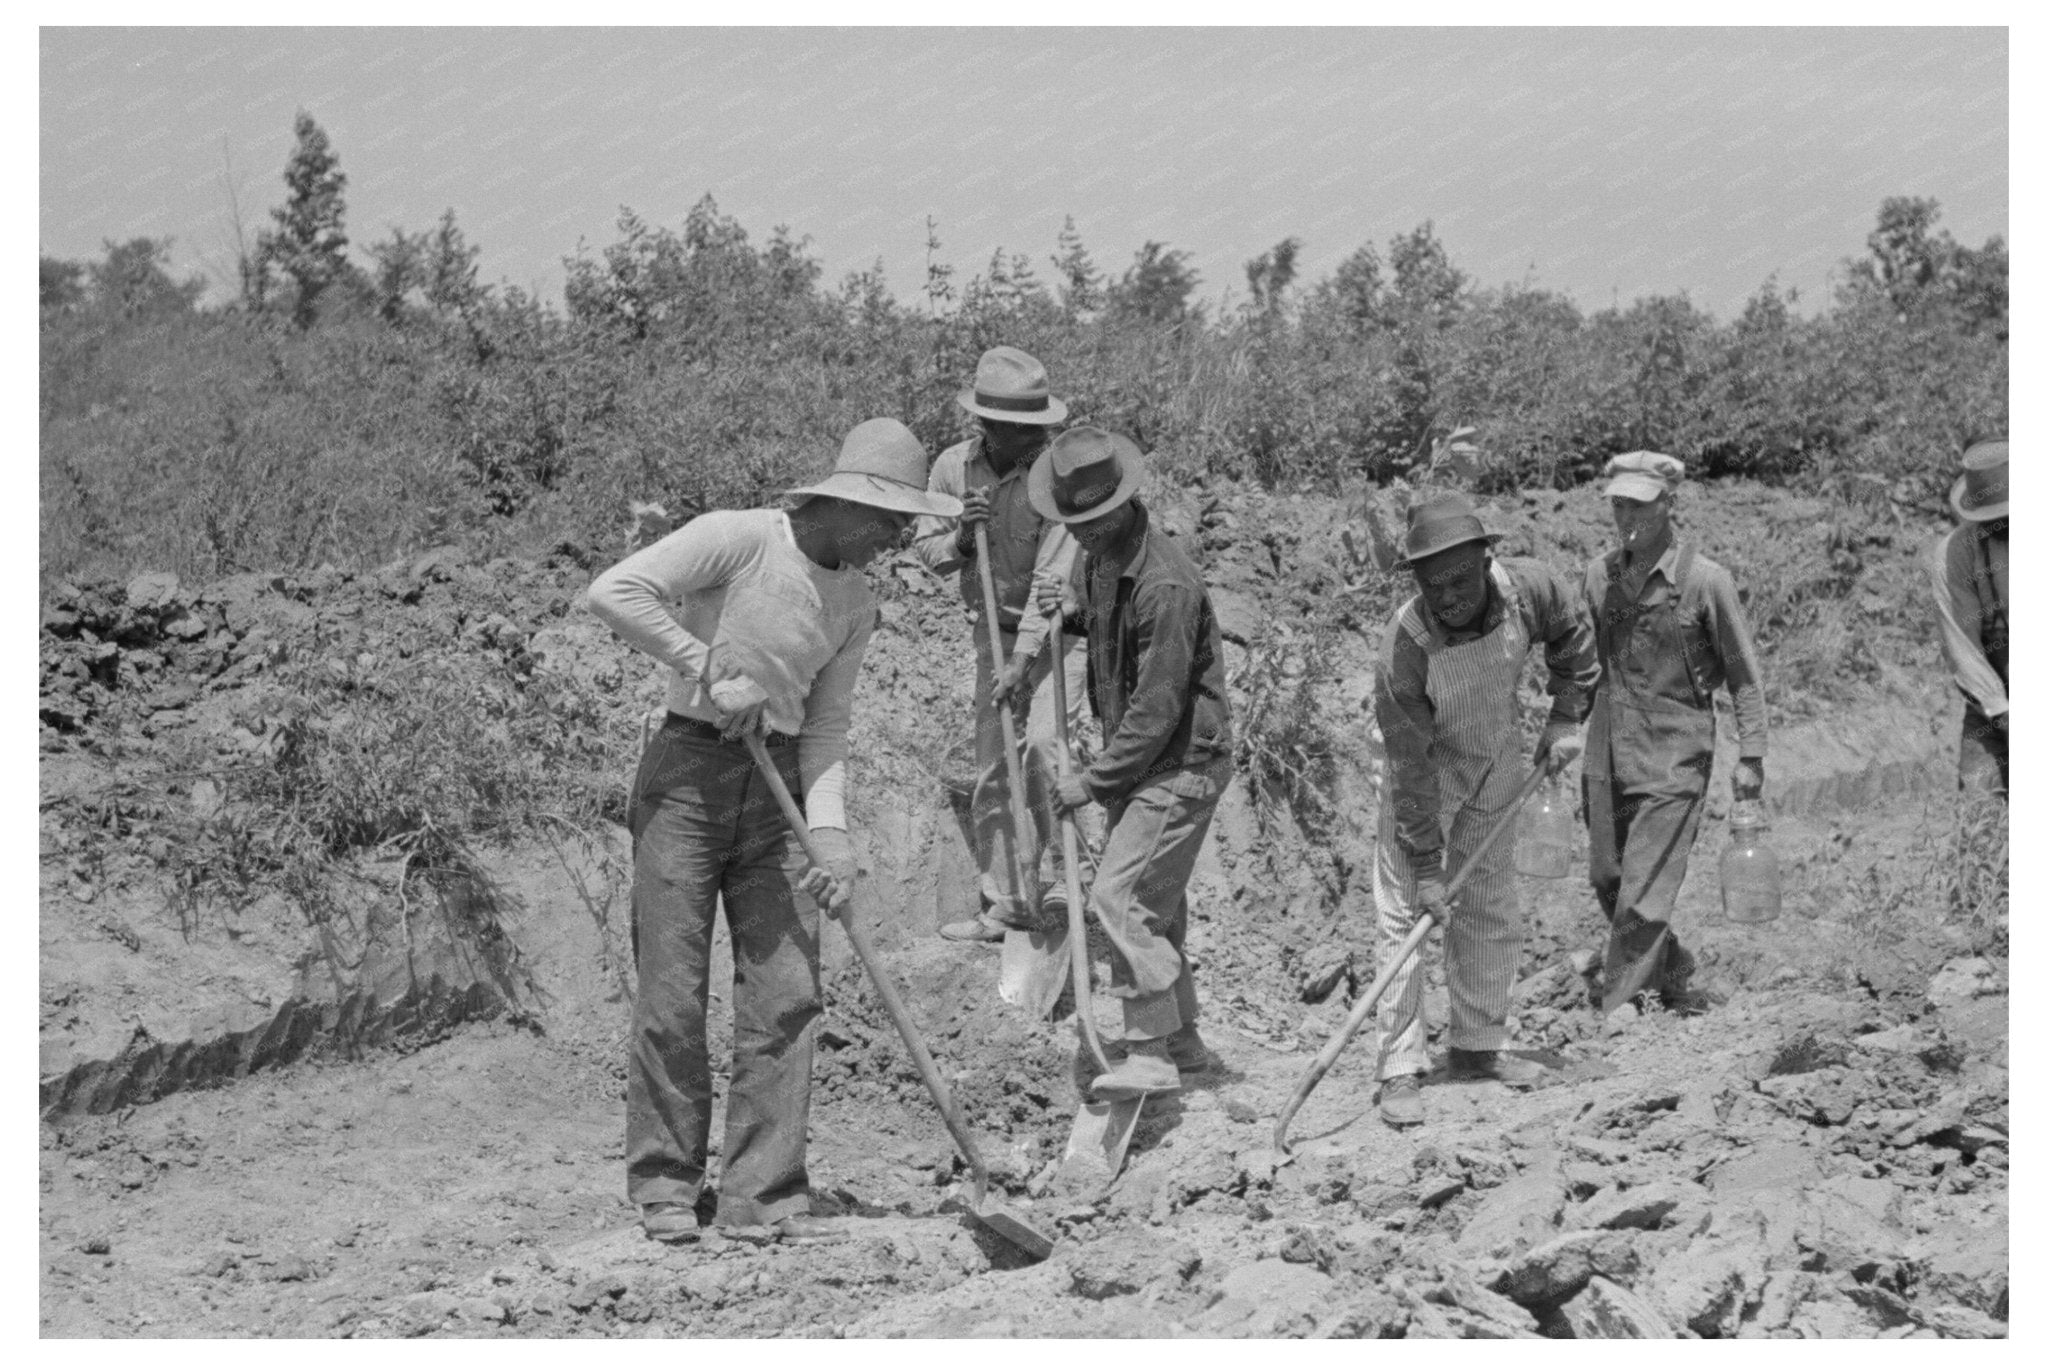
[1370,493,1600,1128]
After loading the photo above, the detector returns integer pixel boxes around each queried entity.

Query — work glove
[1534,722,1585,777]
[709,674,771,738]
[800,827,857,917]
[1731,756,1765,803]
[1416,875,1453,926]
[953,487,993,557]
[1054,772,1093,815]
[992,652,1034,710]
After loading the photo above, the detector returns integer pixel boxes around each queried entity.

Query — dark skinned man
[1370,493,1599,1128]
[912,346,1095,942]
[1928,439,2008,797]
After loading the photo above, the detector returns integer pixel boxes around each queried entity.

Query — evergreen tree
[256,111,350,327]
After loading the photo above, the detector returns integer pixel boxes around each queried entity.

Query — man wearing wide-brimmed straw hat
[1929,438,2009,796]
[1582,452,1769,1021]
[1368,492,1599,1128]
[912,346,1096,943]
[1025,427,1234,1099]
[588,418,960,1246]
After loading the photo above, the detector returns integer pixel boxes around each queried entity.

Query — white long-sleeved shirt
[1929,523,2009,718]
[586,508,876,830]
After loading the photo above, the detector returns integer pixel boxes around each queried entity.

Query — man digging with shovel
[1029,427,1233,1100]
[911,346,1096,946]
[1368,493,1598,1128]
[1582,453,1769,1022]
[588,418,960,1245]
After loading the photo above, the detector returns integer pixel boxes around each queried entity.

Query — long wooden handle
[1048,618,1111,1075]
[1273,763,1549,1154]
[974,523,1042,920]
[743,734,991,1204]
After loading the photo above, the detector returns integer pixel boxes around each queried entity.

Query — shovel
[1273,763,1548,1156]
[742,734,1055,1260]
[1044,617,1145,1196]
[972,522,1068,1016]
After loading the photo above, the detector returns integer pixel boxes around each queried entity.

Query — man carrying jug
[1582,452,1769,1018]
[1370,493,1598,1128]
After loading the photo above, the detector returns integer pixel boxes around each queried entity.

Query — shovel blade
[1053,1095,1144,1199]
[969,1197,1055,1261]
[999,925,1069,1016]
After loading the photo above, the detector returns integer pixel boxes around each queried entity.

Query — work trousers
[1370,797,1523,1079]
[972,625,1096,920]
[1958,700,2009,798]
[1587,785,1707,928]
[624,721,821,1226]
[1093,755,1231,1041]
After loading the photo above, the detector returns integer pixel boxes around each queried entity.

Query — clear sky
[39,25,2008,319]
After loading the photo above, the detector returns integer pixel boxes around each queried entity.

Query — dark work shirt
[1074,502,1234,804]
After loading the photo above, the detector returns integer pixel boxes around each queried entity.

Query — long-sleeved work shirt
[1071,502,1233,805]
[585,508,876,830]
[911,435,1079,663]
[1376,555,1599,878]
[1929,522,2009,718]
[1584,538,1769,758]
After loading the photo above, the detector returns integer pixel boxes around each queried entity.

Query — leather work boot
[1089,1038,1181,1100]
[640,1201,700,1243]
[1446,1048,1547,1089]
[1377,1074,1424,1128]
[1166,1023,1216,1074]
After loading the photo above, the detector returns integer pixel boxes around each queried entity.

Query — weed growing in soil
[1840,791,2009,959]
[1232,618,1342,839]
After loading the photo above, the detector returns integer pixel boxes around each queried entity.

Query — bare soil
[38,478,2007,1338]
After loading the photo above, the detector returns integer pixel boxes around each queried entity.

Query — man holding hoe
[1031,427,1233,1098]
[588,419,960,1244]
[912,346,1094,943]
[1370,493,1598,1128]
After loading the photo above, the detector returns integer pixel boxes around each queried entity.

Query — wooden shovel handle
[1273,763,1548,1154]
[974,522,1042,920]
[743,734,992,1205]
[1048,618,1112,1075]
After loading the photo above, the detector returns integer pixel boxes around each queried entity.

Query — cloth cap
[1603,450,1686,503]
[783,418,963,518]
[956,346,1069,426]
[1027,426,1146,524]
[1950,439,2008,522]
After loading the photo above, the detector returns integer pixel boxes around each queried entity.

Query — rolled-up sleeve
[1516,562,1599,726]
[910,444,970,578]
[1083,580,1198,802]
[1930,530,2008,718]
[1374,619,1445,878]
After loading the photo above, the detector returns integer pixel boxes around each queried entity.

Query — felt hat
[1028,426,1146,524]
[1397,492,1500,569]
[1949,440,2008,522]
[956,346,1069,426]
[783,418,963,518]
[1603,451,1686,503]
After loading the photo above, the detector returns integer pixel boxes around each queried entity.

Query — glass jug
[1514,775,1574,879]
[1719,800,1782,923]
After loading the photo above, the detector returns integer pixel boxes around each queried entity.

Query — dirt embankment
[38,478,2005,1338]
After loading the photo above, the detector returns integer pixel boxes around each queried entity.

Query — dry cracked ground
[38,477,2009,1338]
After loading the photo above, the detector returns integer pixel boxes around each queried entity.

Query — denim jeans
[623,719,820,1226]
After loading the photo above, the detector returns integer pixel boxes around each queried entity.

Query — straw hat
[1027,427,1145,524]
[956,346,1069,426]
[1949,440,2008,522]
[783,419,963,518]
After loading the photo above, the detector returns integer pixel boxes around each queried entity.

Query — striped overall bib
[1371,563,1534,1080]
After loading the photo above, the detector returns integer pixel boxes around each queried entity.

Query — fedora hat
[1396,492,1500,569]
[784,418,963,519]
[1949,439,2008,522]
[956,346,1069,426]
[1028,426,1146,524]
[1602,450,1686,503]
